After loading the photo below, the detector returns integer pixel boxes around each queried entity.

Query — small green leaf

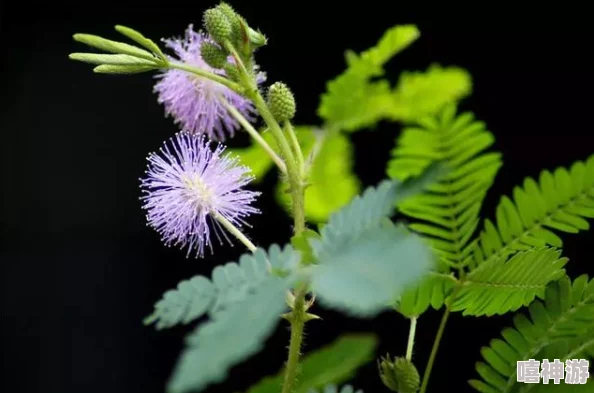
[290,229,321,265]
[69,53,156,66]
[317,25,420,132]
[246,334,377,393]
[73,33,157,61]
[93,64,158,74]
[388,64,472,122]
[115,25,167,62]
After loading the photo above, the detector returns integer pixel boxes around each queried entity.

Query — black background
[2,2,594,393]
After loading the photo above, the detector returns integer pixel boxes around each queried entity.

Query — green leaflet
[277,132,360,223]
[167,276,292,393]
[70,26,168,73]
[114,25,167,62]
[68,53,157,66]
[451,247,569,316]
[387,104,502,271]
[388,64,473,122]
[318,25,420,131]
[469,275,594,393]
[144,244,300,329]
[470,153,594,270]
[395,272,458,318]
[318,25,471,132]
[246,334,377,393]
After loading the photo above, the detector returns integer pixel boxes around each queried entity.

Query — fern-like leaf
[144,244,300,329]
[246,334,377,393]
[471,154,594,270]
[308,169,441,316]
[143,276,216,330]
[167,275,292,393]
[387,104,502,271]
[311,223,435,316]
[451,247,568,316]
[469,275,594,393]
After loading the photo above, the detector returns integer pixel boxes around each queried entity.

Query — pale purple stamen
[154,25,266,141]
[140,132,260,258]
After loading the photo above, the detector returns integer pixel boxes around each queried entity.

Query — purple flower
[154,25,265,141]
[140,132,261,258]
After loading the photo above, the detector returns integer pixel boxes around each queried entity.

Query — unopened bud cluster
[200,42,228,69]
[378,355,420,393]
[203,8,231,43]
[267,82,296,122]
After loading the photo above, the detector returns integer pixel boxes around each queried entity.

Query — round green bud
[200,42,228,69]
[216,2,242,45]
[378,355,420,393]
[203,8,231,43]
[223,64,240,82]
[393,357,420,393]
[267,82,296,122]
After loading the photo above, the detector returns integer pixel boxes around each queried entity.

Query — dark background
[2,1,594,393]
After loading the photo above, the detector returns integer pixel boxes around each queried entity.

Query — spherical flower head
[154,25,266,141]
[140,132,261,258]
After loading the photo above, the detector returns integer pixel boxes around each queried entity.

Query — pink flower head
[140,132,260,258]
[154,25,266,141]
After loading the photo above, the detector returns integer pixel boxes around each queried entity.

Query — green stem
[281,288,307,393]
[220,98,287,175]
[284,121,305,177]
[249,92,305,234]
[405,317,417,361]
[168,61,243,94]
[419,307,451,393]
[212,211,257,253]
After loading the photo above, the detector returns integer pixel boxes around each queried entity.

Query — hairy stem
[282,288,307,393]
[168,61,243,94]
[221,99,287,174]
[250,92,305,234]
[212,212,257,253]
[406,317,417,361]
[284,121,305,177]
[419,308,451,393]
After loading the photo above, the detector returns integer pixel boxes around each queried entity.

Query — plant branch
[284,121,305,177]
[168,61,243,94]
[281,287,307,393]
[406,317,417,361]
[419,308,450,393]
[221,99,287,174]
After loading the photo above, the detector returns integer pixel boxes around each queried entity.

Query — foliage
[69,6,594,393]
[469,275,594,393]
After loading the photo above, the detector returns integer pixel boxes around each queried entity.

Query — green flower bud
[223,64,240,82]
[394,357,420,393]
[378,355,420,393]
[248,27,267,47]
[267,82,296,122]
[216,2,242,45]
[200,42,227,69]
[203,8,231,43]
